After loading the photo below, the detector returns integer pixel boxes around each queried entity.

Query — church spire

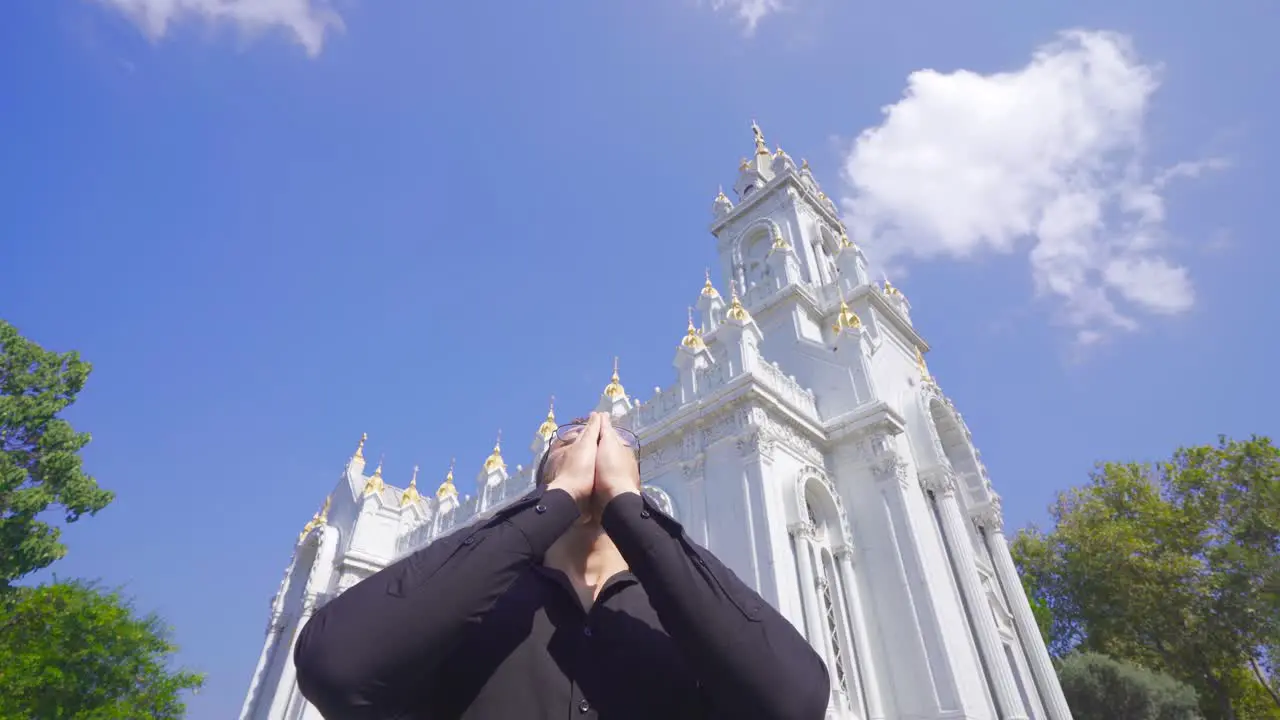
[400,465,422,507]
[362,455,386,496]
[536,397,557,440]
[483,431,506,473]
[751,120,770,156]
[603,357,626,400]
[436,459,458,501]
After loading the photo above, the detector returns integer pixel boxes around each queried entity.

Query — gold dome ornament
[681,308,705,351]
[751,120,770,156]
[400,465,422,507]
[437,459,458,501]
[353,432,367,461]
[483,432,506,473]
[603,357,626,400]
[726,281,751,323]
[536,397,558,439]
[298,496,331,542]
[916,347,933,383]
[884,277,902,297]
[701,269,720,299]
[363,456,386,496]
[832,299,862,334]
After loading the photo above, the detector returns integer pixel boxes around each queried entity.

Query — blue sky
[2,1,1278,718]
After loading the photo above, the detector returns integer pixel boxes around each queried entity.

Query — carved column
[924,473,1028,720]
[789,521,838,714]
[835,548,886,720]
[976,500,1073,720]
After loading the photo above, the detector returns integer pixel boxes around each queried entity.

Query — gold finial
[681,307,706,351]
[363,455,385,496]
[537,396,558,439]
[916,347,932,382]
[771,231,790,251]
[353,432,367,461]
[726,280,751,323]
[751,120,769,156]
[884,276,902,296]
[832,298,862,334]
[739,157,750,172]
[436,458,458,501]
[839,228,855,249]
[603,357,626,400]
[715,186,728,201]
[801,158,810,170]
[401,465,422,507]
[701,268,720,298]
[299,496,331,541]
[483,431,506,473]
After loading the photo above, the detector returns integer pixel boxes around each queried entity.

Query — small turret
[531,397,557,456]
[596,357,632,416]
[697,269,725,332]
[400,465,422,507]
[362,456,386,497]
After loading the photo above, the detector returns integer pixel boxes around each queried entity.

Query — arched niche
[791,466,853,550]
[921,385,994,504]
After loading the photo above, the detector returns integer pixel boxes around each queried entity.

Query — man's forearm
[600,493,831,720]
[293,488,580,717]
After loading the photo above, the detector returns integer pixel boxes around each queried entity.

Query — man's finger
[576,413,603,446]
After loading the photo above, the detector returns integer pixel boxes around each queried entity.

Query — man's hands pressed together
[544,412,641,519]
[594,414,641,507]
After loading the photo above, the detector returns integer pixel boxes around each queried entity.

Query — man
[294,412,830,719]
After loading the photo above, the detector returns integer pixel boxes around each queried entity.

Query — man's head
[535,416,639,488]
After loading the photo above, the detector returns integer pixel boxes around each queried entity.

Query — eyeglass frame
[551,422,640,450]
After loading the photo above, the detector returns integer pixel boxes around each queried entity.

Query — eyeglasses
[553,423,640,449]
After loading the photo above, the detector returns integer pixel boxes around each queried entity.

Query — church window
[819,569,849,695]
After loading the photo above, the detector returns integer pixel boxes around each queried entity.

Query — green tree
[1012,436,1280,720]
[1058,652,1203,720]
[0,579,204,719]
[0,320,114,589]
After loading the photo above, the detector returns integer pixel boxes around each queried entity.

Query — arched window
[797,485,867,713]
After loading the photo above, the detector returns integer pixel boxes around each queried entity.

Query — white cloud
[708,0,786,35]
[839,30,1223,344]
[98,0,342,56]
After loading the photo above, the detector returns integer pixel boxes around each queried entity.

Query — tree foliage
[0,579,204,719]
[1058,652,1203,720]
[1012,436,1280,720]
[0,320,113,589]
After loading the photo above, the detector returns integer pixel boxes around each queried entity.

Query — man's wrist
[598,487,641,508]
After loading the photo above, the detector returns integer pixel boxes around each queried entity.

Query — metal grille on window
[817,574,849,695]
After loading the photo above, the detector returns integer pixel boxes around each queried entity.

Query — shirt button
[463,536,475,545]
[583,626,592,637]
[639,510,651,519]
[578,699,590,713]
[535,504,547,514]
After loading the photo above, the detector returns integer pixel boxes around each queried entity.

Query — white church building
[240,124,1073,720]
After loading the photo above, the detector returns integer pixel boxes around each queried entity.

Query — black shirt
[294,486,830,719]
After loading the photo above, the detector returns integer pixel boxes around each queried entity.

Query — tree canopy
[0,580,204,720]
[0,320,113,589]
[1013,435,1280,720]
[0,321,202,717]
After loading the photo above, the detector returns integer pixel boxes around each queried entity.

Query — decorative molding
[919,468,959,496]
[789,520,817,540]
[970,497,1004,532]
[796,465,854,551]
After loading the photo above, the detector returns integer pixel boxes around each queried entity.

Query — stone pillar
[976,500,1073,720]
[925,472,1028,720]
[790,525,836,709]
[836,548,886,720]
[238,609,286,720]
[266,604,309,720]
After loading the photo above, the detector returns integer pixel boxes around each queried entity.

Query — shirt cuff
[505,487,581,556]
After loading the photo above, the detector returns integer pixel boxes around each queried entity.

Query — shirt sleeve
[600,491,831,720]
[293,486,581,719]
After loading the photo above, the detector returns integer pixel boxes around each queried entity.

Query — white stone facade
[240,124,1073,720]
